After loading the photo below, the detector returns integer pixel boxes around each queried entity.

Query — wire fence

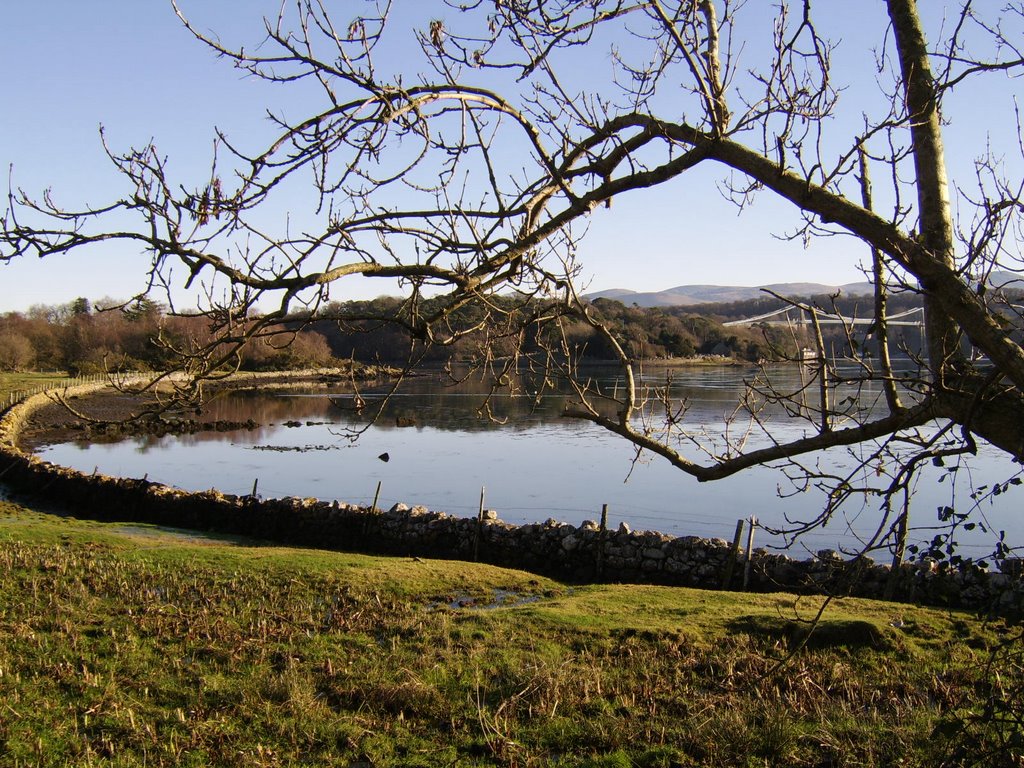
[1,373,115,415]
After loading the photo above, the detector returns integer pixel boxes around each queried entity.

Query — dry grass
[0,501,1020,766]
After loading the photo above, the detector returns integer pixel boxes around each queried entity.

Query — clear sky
[0,1,1018,313]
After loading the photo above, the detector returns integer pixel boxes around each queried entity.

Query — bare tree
[2,0,1023,555]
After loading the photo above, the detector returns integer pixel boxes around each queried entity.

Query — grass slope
[0,501,1020,767]
[0,372,70,398]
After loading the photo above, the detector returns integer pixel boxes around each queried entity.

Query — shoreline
[12,367,400,451]
[2,376,1022,618]
[11,358,753,449]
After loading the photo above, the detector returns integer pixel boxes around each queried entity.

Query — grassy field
[0,372,72,400]
[0,500,1021,767]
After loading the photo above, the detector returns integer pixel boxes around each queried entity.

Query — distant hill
[585,281,876,308]
[585,270,1024,308]
[989,271,1023,291]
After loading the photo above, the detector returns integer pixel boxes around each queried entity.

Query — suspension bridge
[722,305,926,329]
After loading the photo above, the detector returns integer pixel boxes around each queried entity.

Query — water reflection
[39,364,1021,558]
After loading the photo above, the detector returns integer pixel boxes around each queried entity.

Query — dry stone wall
[2,382,1022,618]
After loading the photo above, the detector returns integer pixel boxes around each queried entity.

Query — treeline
[0,298,338,374]
[306,294,859,365]
[0,290,926,375]
[569,298,797,361]
[617,290,929,360]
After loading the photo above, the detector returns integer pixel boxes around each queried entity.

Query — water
[37,364,1022,559]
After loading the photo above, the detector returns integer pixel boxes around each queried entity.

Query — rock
[697,564,719,579]
[618,521,632,535]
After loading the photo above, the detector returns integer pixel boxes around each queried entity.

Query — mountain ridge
[585,281,876,308]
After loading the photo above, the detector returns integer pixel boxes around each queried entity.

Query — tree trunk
[887,0,963,380]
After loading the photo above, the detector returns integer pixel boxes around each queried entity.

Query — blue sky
[0,1,1018,312]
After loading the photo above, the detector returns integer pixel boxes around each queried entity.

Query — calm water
[38,365,1022,558]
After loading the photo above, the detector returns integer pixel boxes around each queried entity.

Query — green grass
[0,500,1021,766]
[0,372,71,400]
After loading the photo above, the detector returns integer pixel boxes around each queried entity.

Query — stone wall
[2,383,1022,618]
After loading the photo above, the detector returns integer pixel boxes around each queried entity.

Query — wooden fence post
[742,515,757,591]
[361,480,383,536]
[473,486,486,562]
[721,518,745,589]
[371,480,382,514]
[596,503,609,579]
